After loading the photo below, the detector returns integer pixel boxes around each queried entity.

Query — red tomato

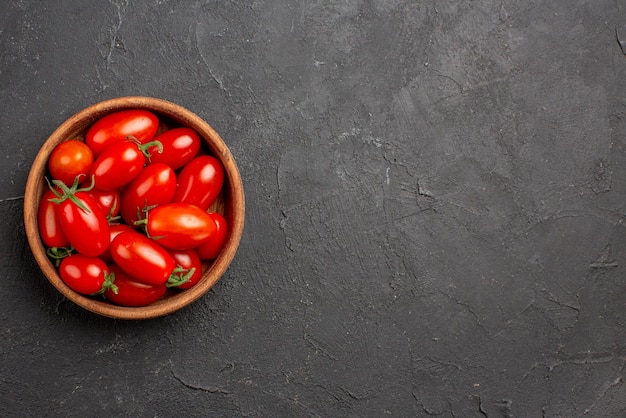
[53,189,110,257]
[173,156,224,211]
[87,188,121,218]
[167,249,202,290]
[147,127,201,170]
[99,223,135,264]
[89,140,156,190]
[120,163,176,225]
[104,264,166,307]
[85,109,159,157]
[59,254,116,295]
[48,140,94,186]
[38,189,71,249]
[142,203,217,250]
[196,213,229,260]
[110,230,177,285]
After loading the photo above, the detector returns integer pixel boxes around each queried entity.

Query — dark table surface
[2,1,626,416]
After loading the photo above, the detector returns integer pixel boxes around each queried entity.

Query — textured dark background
[1,0,626,416]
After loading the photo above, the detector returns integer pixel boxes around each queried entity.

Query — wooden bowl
[23,97,245,320]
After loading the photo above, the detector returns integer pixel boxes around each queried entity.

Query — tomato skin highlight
[55,192,110,257]
[48,140,94,186]
[110,231,176,285]
[87,188,121,218]
[167,249,203,290]
[173,156,224,211]
[145,203,217,250]
[85,109,159,157]
[38,189,71,248]
[196,213,229,260]
[89,141,147,190]
[99,223,135,264]
[59,254,113,295]
[148,127,201,170]
[120,163,176,225]
[104,264,166,307]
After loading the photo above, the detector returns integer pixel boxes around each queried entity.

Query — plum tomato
[167,249,203,290]
[104,264,166,307]
[120,163,176,225]
[110,230,193,287]
[49,179,110,257]
[48,140,94,186]
[38,189,71,249]
[196,213,229,260]
[89,139,161,191]
[85,109,159,157]
[59,254,116,295]
[173,156,224,211]
[141,202,217,250]
[99,223,135,264]
[87,188,121,218]
[147,127,201,170]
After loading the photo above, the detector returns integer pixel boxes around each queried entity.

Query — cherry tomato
[173,156,224,211]
[85,109,159,157]
[48,140,94,186]
[196,213,229,260]
[53,188,110,257]
[87,188,120,218]
[142,203,217,250]
[99,223,135,264]
[120,163,176,225]
[147,127,201,170]
[110,230,179,286]
[167,249,203,290]
[89,140,155,191]
[38,189,70,249]
[104,264,166,307]
[59,254,116,295]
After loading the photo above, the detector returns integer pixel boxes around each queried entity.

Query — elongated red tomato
[55,191,110,257]
[104,264,166,307]
[99,223,135,264]
[87,188,120,218]
[173,156,224,211]
[85,109,159,157]
[110,230,177,285]
[147,127,201,170]
[89,140,150,190]
[59,254,116,295]
[167,249,202,290]
[48,140,94,186]
[38,189,70,248]
[196,213,229,260]
[143,203,217,250]
[120,163,176,225]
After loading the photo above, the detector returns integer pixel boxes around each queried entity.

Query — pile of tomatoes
[37,109,229,307]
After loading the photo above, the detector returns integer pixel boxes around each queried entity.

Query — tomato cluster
[38,109,229,307]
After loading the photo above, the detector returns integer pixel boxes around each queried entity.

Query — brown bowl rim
[23,96,245,320]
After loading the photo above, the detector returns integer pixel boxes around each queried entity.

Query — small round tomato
[50,182,110,257]
[48,140,94,186]
[110,230,191,286]
[87,188,121,218]
[141,203,217,250]
[120,163,176,225]
[173,156,224,211]
[167,249,202,290]
[196,213,229,260]
[38,189,71,249]
[147,127,201,170]
[85,109,159,157]
[59,254,116,295]
[89,140,159,190]
[104,264,166,307]
[99,223,135,264]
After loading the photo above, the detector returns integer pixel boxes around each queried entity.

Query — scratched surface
[1,0,626,416]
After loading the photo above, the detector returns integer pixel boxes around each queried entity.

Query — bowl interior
[23,97,244,320]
